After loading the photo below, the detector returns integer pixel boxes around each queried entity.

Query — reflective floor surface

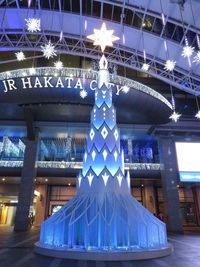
[0,226,200,267]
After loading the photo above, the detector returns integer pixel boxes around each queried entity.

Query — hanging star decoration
[142,63,150,71]
[169,111,181,123]
[195,110,200,119]
[87,22,119,52]
[15,51,26,61]
[164,60,176,71]
[54,60,63,69]
[41,41,57,59]
[80,90,88,99]
[25,18,41,32]
[122,85,130,94]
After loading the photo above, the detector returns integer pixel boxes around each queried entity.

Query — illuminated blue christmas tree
[37,23,170,258]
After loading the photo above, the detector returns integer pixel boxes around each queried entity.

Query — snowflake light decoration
[87,22,119,52]
[164,60,176,71]
[142,63,150,71]
[80,90,88,99]
[25,18,41,32]
[54,60,63,69]
[122,85,130,94]
[41,41,57,59]
[15,51,26,61]
[195,110,200,119]
[182,45,194,58]
[169,111,181,123]
[193,51,200,64]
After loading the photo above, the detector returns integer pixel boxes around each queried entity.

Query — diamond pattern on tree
[91,150,96,161]
[102,172,109,186]
[114,150,118,161]
[102,149,108,160]
[90,128,95,140]
[114,129,118,140]
[101,126,108,139]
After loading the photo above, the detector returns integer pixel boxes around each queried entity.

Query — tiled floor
[0,226,200,267]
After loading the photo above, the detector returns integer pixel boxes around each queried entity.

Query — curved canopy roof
[0,0,200,95]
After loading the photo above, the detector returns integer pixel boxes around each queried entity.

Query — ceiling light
[45,178,48,182]
[15,51,26,61]
[54,60,63,69]
[2,178,5,181]
[164,60,176,71]
[169,111,181,123]
[41,41,57,59]
[25,18,41,32]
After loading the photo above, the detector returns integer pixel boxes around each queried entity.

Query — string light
[29,67,36,75]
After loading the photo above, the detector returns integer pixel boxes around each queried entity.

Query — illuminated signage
[1,76,125,95]
[179,172,200,182]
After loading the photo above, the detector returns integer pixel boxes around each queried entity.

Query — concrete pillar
[159,138,183,233]
[14,132,39,231]
[34,184,47,227]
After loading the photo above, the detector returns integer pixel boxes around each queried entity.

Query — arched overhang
[0,8,200,95]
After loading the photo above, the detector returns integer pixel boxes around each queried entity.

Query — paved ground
[0,226,200,267]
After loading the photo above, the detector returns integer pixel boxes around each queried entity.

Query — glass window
[82,0,92,16]
[93,1,101,18]
[103,3,112,20]
[113,5,122,22]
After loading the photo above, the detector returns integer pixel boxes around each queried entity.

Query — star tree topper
[87,22,119,52]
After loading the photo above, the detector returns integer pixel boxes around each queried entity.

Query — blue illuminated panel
[180,172,200,182]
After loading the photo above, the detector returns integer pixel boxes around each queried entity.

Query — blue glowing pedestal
[35,56,172,260]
